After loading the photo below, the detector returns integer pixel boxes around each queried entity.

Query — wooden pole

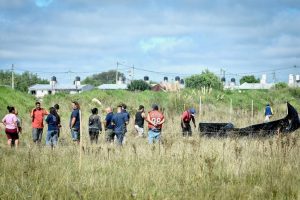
[199,96,202,118]
[79,109,83,171]
[230,99,233,122]
[251,100,254,124]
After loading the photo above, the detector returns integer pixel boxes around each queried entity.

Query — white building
[28,76,94,98]
[224,74,275,90]
[98,84,128,90]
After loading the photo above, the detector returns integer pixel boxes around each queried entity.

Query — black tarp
[199,102,300,137]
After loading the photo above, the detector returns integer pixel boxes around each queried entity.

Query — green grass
[0,86,300,199]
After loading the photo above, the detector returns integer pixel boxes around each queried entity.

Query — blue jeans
[148,130,161,144]
[71,128,80,141]
[115,131,124,145]
[32,128,43,143]
[46,130,58,146]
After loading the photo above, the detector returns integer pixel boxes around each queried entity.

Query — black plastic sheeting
[199,102,300,137]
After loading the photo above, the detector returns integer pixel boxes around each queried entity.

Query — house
[151,84,166,92]
[28,76,94,98]
[224,74,275,90]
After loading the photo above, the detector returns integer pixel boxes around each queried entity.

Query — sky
[0,0,300,84]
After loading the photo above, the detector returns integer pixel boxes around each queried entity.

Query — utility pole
[11,64,14,89]
[132,65,135,81]
[272,71,276,83]
[116,62,119,84]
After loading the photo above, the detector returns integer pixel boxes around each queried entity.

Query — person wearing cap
[264,103,273,123]
[134,105,146,137]
[181,108,196,137]
[146,104,165,144]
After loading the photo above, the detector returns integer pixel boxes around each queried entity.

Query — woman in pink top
[2,106,19,147]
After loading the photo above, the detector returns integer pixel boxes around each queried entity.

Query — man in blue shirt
[70,101,80,143]
[121,103,130,133]
[112,105,128,145]
[104,107,115,143]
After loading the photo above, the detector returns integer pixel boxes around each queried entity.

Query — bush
[127,80,151,91]
[274,82,288,89]
[240,75,260,84]
[185,70,222,90]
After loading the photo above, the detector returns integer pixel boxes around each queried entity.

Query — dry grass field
[0,87,300,199]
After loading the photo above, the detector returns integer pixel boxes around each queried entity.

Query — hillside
[1,86,300,129]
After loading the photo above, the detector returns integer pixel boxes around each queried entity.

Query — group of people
[1,99,199,148]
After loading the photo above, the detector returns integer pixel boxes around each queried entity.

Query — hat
[189,108,196,116]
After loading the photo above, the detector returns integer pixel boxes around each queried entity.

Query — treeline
[0,70,49,92]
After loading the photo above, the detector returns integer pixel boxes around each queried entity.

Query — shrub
[127,80,151,91]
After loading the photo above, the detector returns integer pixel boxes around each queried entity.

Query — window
[31,90,36,95]
[48,90,52,95]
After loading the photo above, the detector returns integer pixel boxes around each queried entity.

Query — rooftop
[98,84,128,90]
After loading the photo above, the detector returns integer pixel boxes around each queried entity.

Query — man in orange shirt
[31,102,48,143]
[146,104,165,144]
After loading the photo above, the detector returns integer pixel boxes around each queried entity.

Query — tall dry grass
[1,87,300,199]
[0,105,299,199]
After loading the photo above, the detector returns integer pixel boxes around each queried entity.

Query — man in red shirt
[147,104,165,144]
[181,108,196,137]
[31,102,48,143]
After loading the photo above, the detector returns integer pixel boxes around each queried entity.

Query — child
[88,108,102,144]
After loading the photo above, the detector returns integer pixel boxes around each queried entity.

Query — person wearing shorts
[2,106,19,147]
[31,102,48,144]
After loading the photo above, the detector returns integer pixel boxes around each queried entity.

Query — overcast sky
[0,0,300,84]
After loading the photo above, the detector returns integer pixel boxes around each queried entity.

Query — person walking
[88,108,102,144]
[134,105,146,137]
[121,103,130,143]
[70,101,80,143]
[264,103,273,122]
[146,104,165,144]
[45,107,59,147]
[181,108,196,137]
[2,106,19,147]
[112,105,128,145]
[104,107,115,143]
[31,102,48,144]
[54,104,61,138]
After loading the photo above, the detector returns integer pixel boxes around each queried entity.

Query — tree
[274,82,288,89]
[240,75,260,84]
[0,70,49,92]
[127,80,151,91]
[185,70,222,90]
[82,70,125,86]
